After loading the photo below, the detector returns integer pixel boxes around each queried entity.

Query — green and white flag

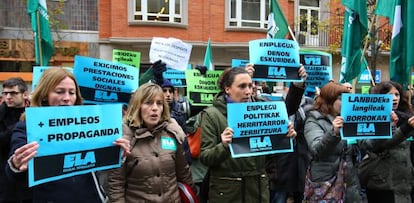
[389,0,414,89]
[28,0,54,66]
[203,39,214,70]
[267,0,288,39]
[339,0,368,83]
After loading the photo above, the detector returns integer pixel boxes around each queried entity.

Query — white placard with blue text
[26,104,123,187]
[227,101,292,158]
[149,37,192,71]
[340,93,392,139]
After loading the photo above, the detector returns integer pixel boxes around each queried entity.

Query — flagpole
[361,1,377,87]
[288,26,297,42]
[36,9,43,66]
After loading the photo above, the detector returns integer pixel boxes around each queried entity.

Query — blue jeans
[270,190,288,203]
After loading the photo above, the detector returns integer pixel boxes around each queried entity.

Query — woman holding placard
[107,83,196,203]
[199,67,301,202]
[5,68,130,203]
[303,81,362,202]
[360,81,414,203]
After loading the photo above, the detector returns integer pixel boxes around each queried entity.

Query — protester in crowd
[108,83,195,203]
[360,81,414,203]
[161,79,187,133]
[304,81,362,202]
[199,67,300,202]
[0,77,31,203]
[5,68,130,203]
[267,82,314,203]
[149,60,188,131]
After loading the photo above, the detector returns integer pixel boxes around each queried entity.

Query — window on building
[298,0,320,46]
[129,0,187,26]
[227,0,269,29]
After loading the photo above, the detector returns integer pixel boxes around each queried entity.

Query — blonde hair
[124,83,170,127]
[31,68,83,107]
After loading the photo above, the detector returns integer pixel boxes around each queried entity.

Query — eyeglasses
[2,91,21,96]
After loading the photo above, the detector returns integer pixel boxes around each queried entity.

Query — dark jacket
[0,103,31,202]
[359,112,414,203]
[5,121,104,203]
[264,84,306,191]
[304,110,362,203]
[266,96,313,195]
[170,100,187,133]
[108,119,194,203]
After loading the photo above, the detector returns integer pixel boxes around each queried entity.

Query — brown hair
[217,67,250,92]
[31,68,83,107]
[124,83,170,127]
[314,82,348,115]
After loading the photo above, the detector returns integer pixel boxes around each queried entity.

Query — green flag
[267,0,289,39]
[203,39,214,70]
[375,0,396,21]
[389,0,414,89]
[339,0,368,83]
[28,0,54,66]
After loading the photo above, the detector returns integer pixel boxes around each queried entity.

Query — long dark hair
[370,81,412,113]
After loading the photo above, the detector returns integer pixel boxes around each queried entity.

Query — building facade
[1,0,392,90]
[0,0,99,86]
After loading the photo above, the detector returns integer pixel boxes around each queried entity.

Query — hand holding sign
[11,142,39,172]
[221,127,234,148]
[152,60,167,85]
[245,63,255,77]
[113,138,131,157]
[292,64,307,87]
[287,123,297,138]
[332,116,344,136]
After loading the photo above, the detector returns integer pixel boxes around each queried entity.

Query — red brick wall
[99,0,295,43]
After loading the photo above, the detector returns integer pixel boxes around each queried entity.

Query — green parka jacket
[199,92,269,203]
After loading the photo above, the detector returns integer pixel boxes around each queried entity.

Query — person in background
[0,77,31,203]
[360,81,414,203]
[162,79,187,133]
[199,67,299,202]
[150,60,188,132]
[5,68,130,203]
[268,82,314,203]
[304,81,362,202]
[108,83,195,203]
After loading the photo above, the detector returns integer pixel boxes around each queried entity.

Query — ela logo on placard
[357,123,375,135]
[63,151,96,172]
[200,93,214,103]
[95,90,118,101]
[268,67,286,79]
[249,136,272,151]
